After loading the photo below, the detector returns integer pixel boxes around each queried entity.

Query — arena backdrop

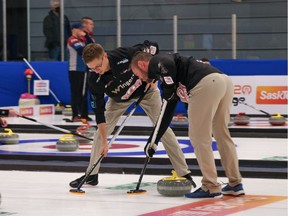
[0,60,287,115]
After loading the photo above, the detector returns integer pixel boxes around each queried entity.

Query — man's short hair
[201,57,210,62]
[82,43,104,64]
[131,51,153,66]
[50,0,60,7]
[81,17,94,22]
[71,22,82,30]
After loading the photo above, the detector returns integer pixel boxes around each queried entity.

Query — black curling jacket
[147,53,223,144]
[88,40,159,124]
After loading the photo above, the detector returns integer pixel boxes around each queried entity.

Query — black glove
[144,142,158,158]
[162,87,177,101]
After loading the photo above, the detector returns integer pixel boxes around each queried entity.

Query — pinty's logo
[256,86,288,104]
[40,106,53,115]
[20,107,34,116]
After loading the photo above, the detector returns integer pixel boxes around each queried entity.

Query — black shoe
[69,174,98,188]
[81,116,93,121]
[182,173,197,188]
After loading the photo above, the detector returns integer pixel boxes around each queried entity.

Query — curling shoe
[185,188,223,199]
[81,116,93,121]
[222,183,245,196]
[182,173,197,188]
[69,174,98,188]
[72,116,82,122]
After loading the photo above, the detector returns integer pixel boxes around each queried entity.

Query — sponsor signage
[140,195,287,216]
[19,107,34,116]
[34,80,50,96]
[39,105,54,115]
[0,104,54,116]
[256,86,288,104]
[230,76,287,115]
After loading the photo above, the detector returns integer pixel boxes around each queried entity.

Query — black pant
[68,71,89,118]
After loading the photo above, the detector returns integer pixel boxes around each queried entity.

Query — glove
[162,88,177,101]
[162,85,178,101]
[162,91,177,101]
[144,142,158,158]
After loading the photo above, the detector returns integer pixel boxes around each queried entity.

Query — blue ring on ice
[0,137,218,156]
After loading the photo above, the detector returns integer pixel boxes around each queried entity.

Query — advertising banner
[231,76,287,115]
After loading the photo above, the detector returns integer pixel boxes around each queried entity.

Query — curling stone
[171,114,188,127]
[55,103,65,115]
[75,125,96,143]
[269,113,286,126]
[62,105,72,116]
[233,112,250,125]
[56,134,79,152]
[157,170,192,197]
[0,128,19,145]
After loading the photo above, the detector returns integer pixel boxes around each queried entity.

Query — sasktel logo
[256,86,288,104]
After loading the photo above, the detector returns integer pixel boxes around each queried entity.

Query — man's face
[82,19,94,33]
[87,53,107,75]
[131,61,149,82]
[51,1,60,10]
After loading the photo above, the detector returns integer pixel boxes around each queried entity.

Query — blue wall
[211,59,287,76]
[0,60,287,114]
[0,62,70,107]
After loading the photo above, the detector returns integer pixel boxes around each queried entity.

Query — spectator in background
[67,23,92,122]
[81,17,95,43]
[43,0,71,61]
[79,17,95,121]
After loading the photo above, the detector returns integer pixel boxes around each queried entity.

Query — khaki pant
[188,73,242,193]
[87,87,190,177]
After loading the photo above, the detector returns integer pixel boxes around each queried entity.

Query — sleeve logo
[149,46,157,55]
[176,82,189,103]
[163,76,174,85]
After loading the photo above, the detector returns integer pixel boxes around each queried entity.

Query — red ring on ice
[43,143,139,150]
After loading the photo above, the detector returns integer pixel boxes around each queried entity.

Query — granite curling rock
[157,170,192,197]
[269,113,286,126]
[233,112,250,125]
[62,105,72,116]
[55,103,65,114]
[75,125,96,143]
[56,134,79,151]
[171,114,188,126]
[0,128,19,145]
